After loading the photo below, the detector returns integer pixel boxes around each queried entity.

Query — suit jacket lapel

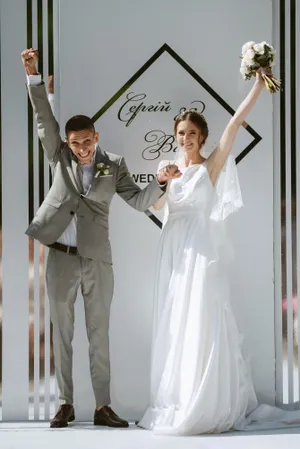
[89,146,109,188]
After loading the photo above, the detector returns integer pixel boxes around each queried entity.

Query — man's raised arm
[21,48,62,163]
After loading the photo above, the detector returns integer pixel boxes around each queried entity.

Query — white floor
[0,423,300,449]
[0,361,299,448]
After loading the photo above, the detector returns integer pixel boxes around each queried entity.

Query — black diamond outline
[92,43,262,229]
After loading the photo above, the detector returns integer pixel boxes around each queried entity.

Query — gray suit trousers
[46,248,114,405]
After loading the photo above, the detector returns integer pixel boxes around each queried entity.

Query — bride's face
[176,120,204,154]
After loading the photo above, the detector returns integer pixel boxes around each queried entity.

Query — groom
[21,48,181,428]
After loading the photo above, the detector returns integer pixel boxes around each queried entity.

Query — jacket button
[70,211,75,215]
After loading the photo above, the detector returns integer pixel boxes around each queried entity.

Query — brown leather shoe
[94,406,129,428]
[50,404,75,428]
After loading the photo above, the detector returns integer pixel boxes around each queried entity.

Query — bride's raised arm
[206,68,267,185]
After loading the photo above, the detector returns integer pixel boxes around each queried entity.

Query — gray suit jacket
[26,83,165,262]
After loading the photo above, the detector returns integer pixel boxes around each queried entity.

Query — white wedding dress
[138,157,300,435]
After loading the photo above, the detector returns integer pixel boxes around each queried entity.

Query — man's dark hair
[65,115,95,137]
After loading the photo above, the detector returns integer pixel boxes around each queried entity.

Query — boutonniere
[96,162,111,176]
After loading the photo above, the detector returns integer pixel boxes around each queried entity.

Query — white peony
[241,59,249,70]
[242,41,255,56]
[244,49,255,64]
[253,42,265,55]
[240,65,249,78]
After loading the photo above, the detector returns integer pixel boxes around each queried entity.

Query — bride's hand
[157,163,182,183]
[256,66,272,83]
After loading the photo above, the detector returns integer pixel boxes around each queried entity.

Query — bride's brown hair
[174,110,209,147]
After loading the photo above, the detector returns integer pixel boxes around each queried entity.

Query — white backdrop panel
[57,0,274,420]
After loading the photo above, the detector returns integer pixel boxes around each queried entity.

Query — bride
[138,68,300,435]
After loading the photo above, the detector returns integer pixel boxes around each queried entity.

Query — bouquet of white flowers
[240,41,281,93]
